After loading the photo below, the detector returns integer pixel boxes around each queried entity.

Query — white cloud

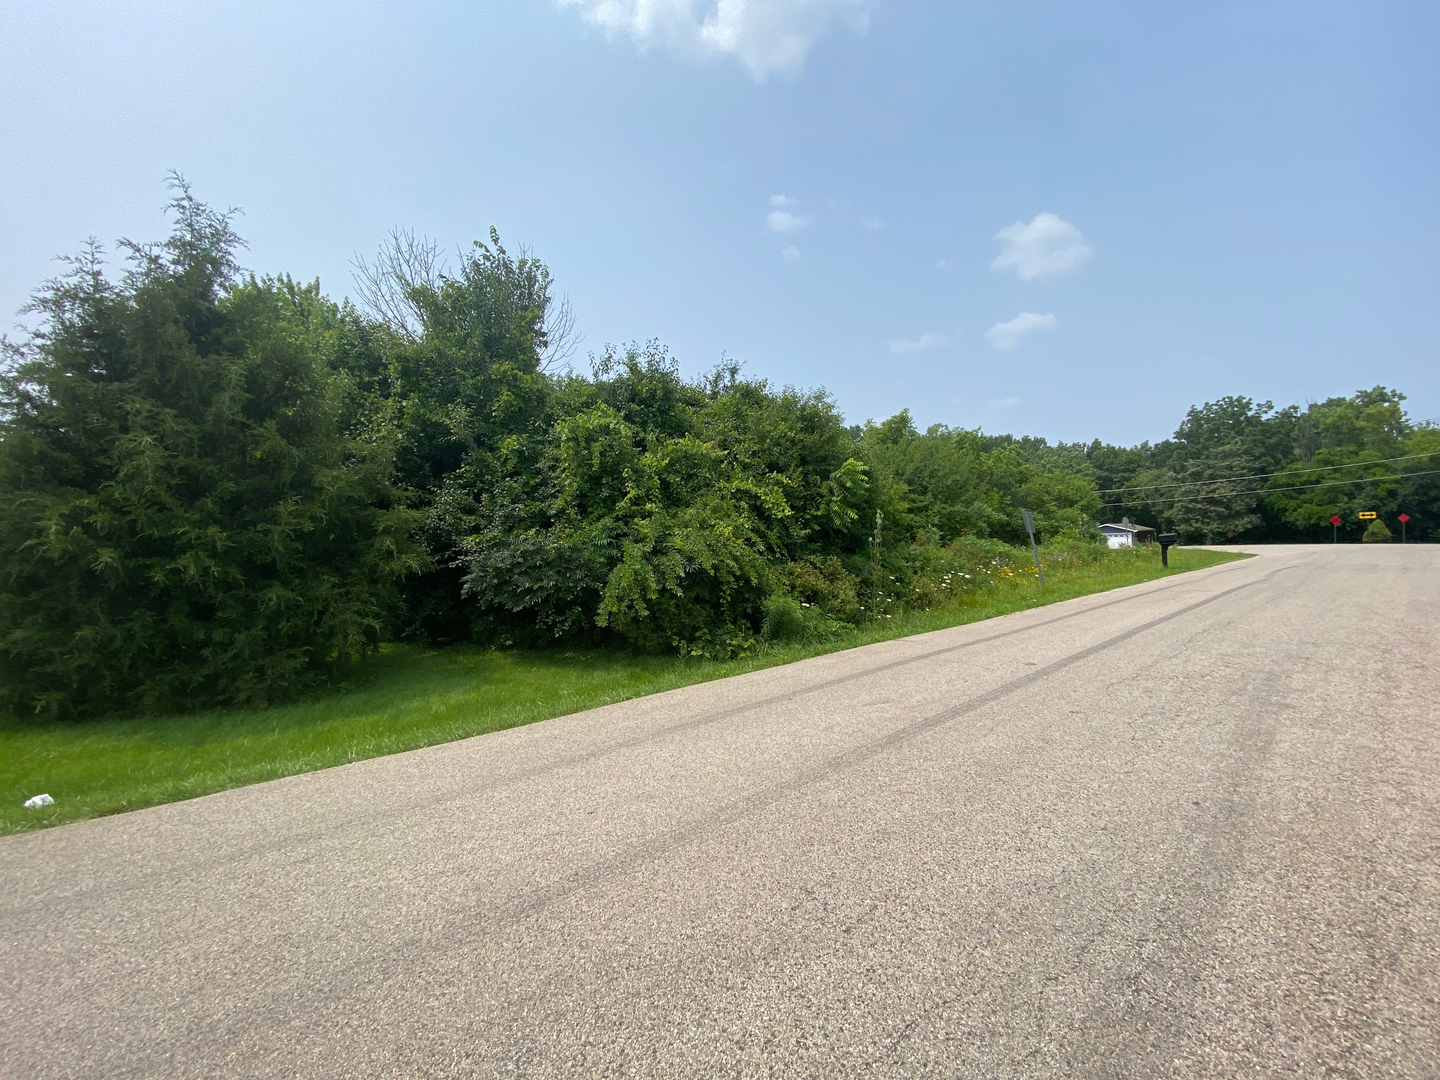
[859,215,884,230]
[888,331,948,355]
[781,245,802,262]
[935,258,947,269]
[770,193,795,207]
[987,396,1022,409]
[983,311,1060,350]
[560,0,871,81]
[990,212,1093,280]
[767,208,810,233]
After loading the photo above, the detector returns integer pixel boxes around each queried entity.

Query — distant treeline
[2,187,1434,718]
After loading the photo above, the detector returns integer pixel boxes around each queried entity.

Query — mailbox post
[1156,532,1179,568]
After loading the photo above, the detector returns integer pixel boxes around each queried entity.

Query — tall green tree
[0,183,420,719]
[346,229,569,643]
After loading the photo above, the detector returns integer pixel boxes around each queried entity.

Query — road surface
[2,545,1437,1078]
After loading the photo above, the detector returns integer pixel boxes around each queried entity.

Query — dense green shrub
[759,594,806,642]
[772,555,862,624]
[759,592,844,646]
[458,343,872,655]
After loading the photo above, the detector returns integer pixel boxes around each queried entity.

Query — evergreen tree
[0,182,420,718]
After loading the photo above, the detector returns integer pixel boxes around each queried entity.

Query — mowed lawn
[1,546,1242,834]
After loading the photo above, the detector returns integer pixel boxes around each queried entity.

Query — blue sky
[2,1,1436,444]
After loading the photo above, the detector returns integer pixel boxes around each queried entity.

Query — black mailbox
[1156,532,1179,566]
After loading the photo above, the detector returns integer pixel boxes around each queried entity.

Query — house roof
[1099,522,1156,533]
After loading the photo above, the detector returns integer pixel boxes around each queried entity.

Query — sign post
[1330,515,1342,543]
[1021,510,1044,586]
[1399,513,1410,543]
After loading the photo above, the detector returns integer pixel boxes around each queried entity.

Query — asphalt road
[3,545,1437,1078]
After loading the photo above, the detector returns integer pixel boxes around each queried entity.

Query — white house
[1099,520,1156,549]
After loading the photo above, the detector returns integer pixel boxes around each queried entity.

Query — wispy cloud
[987,396,1022,409]
[983,312,1060,350]
[560,0,872,82]
[888,331,948,355]
[770,193,795,207]
[766,208,810,233]
[781,245,802,263]
[935,258,947,270]
[991,212,1093,280]
[859,215,884,230]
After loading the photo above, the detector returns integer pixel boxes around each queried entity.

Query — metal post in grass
[1022,510,1045,586]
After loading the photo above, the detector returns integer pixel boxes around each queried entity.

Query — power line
[1101,467,1440,509]
[1096,450,1440,495]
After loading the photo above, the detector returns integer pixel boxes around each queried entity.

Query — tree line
[1,187,1433,718]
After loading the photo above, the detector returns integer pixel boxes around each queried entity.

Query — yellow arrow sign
[1358,511,1377,520]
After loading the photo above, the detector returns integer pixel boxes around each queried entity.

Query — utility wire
[1100,467,1440,509]
[1096,449,1440,495]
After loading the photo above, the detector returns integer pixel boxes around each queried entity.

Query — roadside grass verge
[1,546,1242,834]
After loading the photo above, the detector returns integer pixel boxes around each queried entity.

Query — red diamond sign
[1330,516,1342,525]
[1399,513,1411,523]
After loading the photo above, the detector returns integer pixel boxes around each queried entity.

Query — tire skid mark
[315,573,1286,1071]
[481,566,1295,929]
[404,555,1280,810]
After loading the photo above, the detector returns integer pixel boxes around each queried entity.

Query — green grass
[1,546,1242,834]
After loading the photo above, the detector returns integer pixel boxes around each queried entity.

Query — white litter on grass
[23,793,54,809]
